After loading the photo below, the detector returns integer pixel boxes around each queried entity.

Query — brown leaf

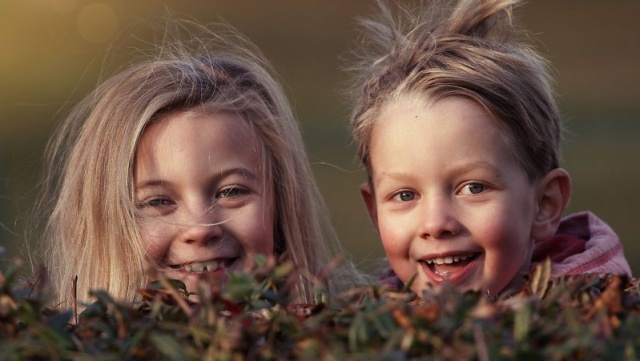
[470,298,499,319]
[392,308,413,330]
[586,275,624,321]
[412,302,440,323]
[529,257,551,298]
[288,303,325,320]
[0,295,18,317]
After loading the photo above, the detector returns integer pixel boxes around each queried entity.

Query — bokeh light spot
[77,3,118,44]
[50,0,78,14]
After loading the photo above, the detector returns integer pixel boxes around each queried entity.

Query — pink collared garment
[531,211,632,276]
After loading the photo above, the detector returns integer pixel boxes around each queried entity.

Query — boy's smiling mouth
[420,252,480,280]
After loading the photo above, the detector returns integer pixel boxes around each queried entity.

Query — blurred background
[1,0,638,274]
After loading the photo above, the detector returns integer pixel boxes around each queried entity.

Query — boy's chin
[411,276,526,300]
[492,273,528,299]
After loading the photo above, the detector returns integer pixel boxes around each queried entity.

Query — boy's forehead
[368,96,530,182]
[377,94,514,141]
[378,95,487,126]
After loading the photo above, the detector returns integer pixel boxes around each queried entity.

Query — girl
[33,23,361,309]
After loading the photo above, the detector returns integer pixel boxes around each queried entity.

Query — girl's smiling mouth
[168,258,239,274]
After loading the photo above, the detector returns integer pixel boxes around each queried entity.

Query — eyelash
[391,190,416,202]
[136,184,252,212]
[388,182,488,202]
[216,185,250,198]
[458,182,486,195]
[138,197,174,209]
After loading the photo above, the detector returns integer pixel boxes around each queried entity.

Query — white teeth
[188,263,205,272]
[183,260,225,273]
[426,254,473,265]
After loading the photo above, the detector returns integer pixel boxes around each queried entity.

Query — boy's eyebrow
[134,167,259,190]
[372,171,406,184]
[373,161,502,184]
[451,161,502,176]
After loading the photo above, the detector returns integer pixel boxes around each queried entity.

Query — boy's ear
[532,168,571,241]
[360,183,379,228]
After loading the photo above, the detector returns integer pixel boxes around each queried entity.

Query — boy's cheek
[376,215,405,245]
[378,220,410,257]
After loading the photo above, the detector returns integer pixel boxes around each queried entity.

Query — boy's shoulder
[378,266,405,292]
[531,211,632,276]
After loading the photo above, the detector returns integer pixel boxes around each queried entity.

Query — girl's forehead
[133,109,273,192]
[137,110,265,163]
[147,107,258,139]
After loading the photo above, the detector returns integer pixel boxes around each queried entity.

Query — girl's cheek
[138,222,173,258]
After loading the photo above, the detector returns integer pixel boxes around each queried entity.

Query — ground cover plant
[1,256,639,360]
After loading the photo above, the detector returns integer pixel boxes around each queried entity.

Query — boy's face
[362,96,540,297]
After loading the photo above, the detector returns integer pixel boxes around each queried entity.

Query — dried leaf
[530,257,552,298]
[586,275,624,320]
[1,256,640,360]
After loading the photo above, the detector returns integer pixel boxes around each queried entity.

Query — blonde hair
[34,22,359,308]
[349,0,561,181]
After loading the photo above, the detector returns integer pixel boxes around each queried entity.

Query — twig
[72,275,78,325]
[473,323,490,361]
[157,275,193,316]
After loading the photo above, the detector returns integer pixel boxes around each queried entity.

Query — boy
[348,0,631,297]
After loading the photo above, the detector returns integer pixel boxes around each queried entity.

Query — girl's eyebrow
[135,167,259,190]
[135,179,166,190]
[217,166,259,181]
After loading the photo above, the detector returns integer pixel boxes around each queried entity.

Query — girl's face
[361,96,541,297]
[134,110,275,293]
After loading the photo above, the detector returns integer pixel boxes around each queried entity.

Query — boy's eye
[460,183,485,195]
[393,190,416,202]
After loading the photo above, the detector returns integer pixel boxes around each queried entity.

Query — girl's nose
[418,195,461,240]
[179,206,223,245]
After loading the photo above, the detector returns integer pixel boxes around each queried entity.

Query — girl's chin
[161,268,228,295]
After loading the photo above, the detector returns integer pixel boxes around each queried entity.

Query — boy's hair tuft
[349,0,562,181]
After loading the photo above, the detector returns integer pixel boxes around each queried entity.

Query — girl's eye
[393,190,416,202]
[460,183,485,195]
[216,185,251,208]
[136,197,176,217]
[139,197,174,208]
[217,185,249,198]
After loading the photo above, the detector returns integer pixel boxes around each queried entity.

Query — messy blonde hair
[34,22,358,308]
[349,0,561,181]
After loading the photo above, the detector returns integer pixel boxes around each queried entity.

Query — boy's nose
[418,196,461,240]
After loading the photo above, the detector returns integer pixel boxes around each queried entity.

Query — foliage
[1,257,639,361]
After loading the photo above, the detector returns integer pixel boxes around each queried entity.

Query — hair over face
[349,0,562,181]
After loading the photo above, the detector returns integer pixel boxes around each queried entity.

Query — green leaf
[150,332,190,361]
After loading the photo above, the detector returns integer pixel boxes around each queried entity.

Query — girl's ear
[532,168,571,241]
[360,183,379,228]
